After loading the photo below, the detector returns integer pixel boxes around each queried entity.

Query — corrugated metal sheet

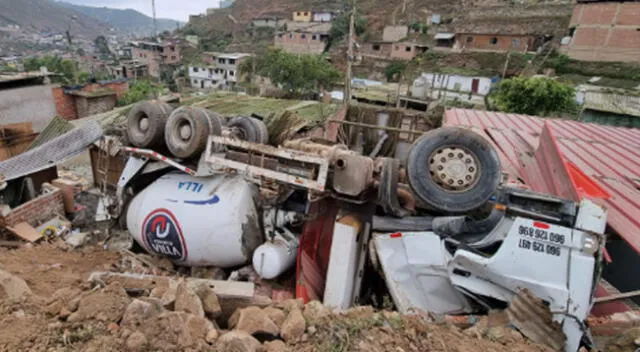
[445,108,640,253]
[0,122,102,182]
[26,117,75,151]
[506,289,565,351]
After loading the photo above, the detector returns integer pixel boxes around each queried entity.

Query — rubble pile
[0,242,557,351]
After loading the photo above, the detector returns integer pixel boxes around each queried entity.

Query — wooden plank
[7,222,43,242]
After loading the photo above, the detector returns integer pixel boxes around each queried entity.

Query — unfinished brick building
[567,0,640,62]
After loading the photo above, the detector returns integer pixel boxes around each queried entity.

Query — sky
[59,0,218,22]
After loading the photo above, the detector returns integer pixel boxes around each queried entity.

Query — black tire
[250,117,269,144]
[165,107,223,159]
[229,116,265,143]
[126,100,174,148]
[407,127,501,214]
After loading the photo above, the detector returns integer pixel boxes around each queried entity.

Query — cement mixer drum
[126,172,263,268]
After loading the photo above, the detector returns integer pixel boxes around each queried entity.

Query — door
[471,79,480,94]
[201,80,205,89]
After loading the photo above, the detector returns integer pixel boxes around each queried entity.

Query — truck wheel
[228,116,269,144]
[251,117,270,144]
[165,107,223,159]
[407,127,501,214]
[127,100,174,148]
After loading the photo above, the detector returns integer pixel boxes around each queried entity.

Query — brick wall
[52,86,78,120]
[52,81,128,120]
[3,187,65,227]
[275,32,326,54]
[390,43,417,60]
[457,34,534,53]
[567,2,640,62]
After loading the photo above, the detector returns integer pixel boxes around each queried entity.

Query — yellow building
[292,11,312,22]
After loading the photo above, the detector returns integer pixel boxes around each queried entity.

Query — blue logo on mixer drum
[142,209,188,261]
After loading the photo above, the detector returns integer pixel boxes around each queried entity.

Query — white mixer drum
[126,172,263,268]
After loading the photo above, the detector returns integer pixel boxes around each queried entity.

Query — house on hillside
[312,11,334,23]
[382,25,409,42]
[251,17,285,28]
[577,86,640,127]
[453,20,553,53]
[293,11,312,22]
[188,53,251,90]
[412,72,494,105]
[563,0,640,62]
[275,22,331,55]
[130,40,182,78]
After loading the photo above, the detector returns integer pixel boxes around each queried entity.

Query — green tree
[492,77,577,117]
[241,49,341,94]
[385,61,407,82]
[327,10,366,49]
[23,56,76,84]
[118,80,165,106]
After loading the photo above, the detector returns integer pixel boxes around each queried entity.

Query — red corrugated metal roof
[445,109,640,253]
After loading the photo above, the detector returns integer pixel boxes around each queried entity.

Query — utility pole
[344,0,356,104]
[65,29,79,85]
[151,0,158,40]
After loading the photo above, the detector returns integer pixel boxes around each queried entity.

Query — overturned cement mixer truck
[109,100,607,352]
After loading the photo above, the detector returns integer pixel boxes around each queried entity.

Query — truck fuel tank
[126,172,263,268]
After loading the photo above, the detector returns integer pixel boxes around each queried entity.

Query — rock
[149,281,178,308]
[121,299,164,330]
[67,282,130,323]
[107,322,120,334]
[229,306,279,338]
[217,330,261,352]
[308,325,316,335]
[264,340,288,352]
[281,308,306,342]
[205,329,219,343]
[303,301,329,324]
[126,331,148,351]
[0,269,32,301]
[64,232,90,248]
[194,284,222,318]
[59,307,72,319]
[275,298,304,312]
[174,281,204,317]
[486,326,524,345]
[191,267,227,280]
[186,314,215,340]
[263,307,286,328]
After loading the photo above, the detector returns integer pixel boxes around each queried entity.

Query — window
[218,58,226,64]
[490,37,498,45]
[512,39,520,47]
[395,45,399,50]
[289,33,293,39]
[405,46,412,52]
[304,12,309,16]
[171,46,176,52]
[312,35,317,40]
[171,56,176,60]
[193,67,199,73]
[209,68,213,75]
[193,79,198,84]
[297,12,301,15]
[372,44,381,51]
[301,34,306,39]
[229,59,236,64]
[229,71,235,76]
[278,33,284,38]
[466,36,474,43]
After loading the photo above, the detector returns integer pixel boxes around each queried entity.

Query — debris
[263,306,286,328]
[0,269,32,300]
[303,300,330,324]
[186,314,215,340]
[125,331,148,351]
[281,308,306,342]
[264,340,288,351]
[229,306,279,338]
[6,222,42,243]
[205,328,219,343]
[120,299,164,330]
[36,217,71,239]
[194,284,222,318]
[64,231,90,248]
[67,281,130,323]
[216,330,261,352]
[174,281,205,317]
[506,289,566,351]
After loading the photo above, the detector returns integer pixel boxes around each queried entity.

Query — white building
[188,53,251,90]
[312,12,334,22]
[412,73,493,102]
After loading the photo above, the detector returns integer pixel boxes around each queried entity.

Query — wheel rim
[428,146,481,192]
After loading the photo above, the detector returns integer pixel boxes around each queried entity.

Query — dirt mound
[0,243,616,351]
